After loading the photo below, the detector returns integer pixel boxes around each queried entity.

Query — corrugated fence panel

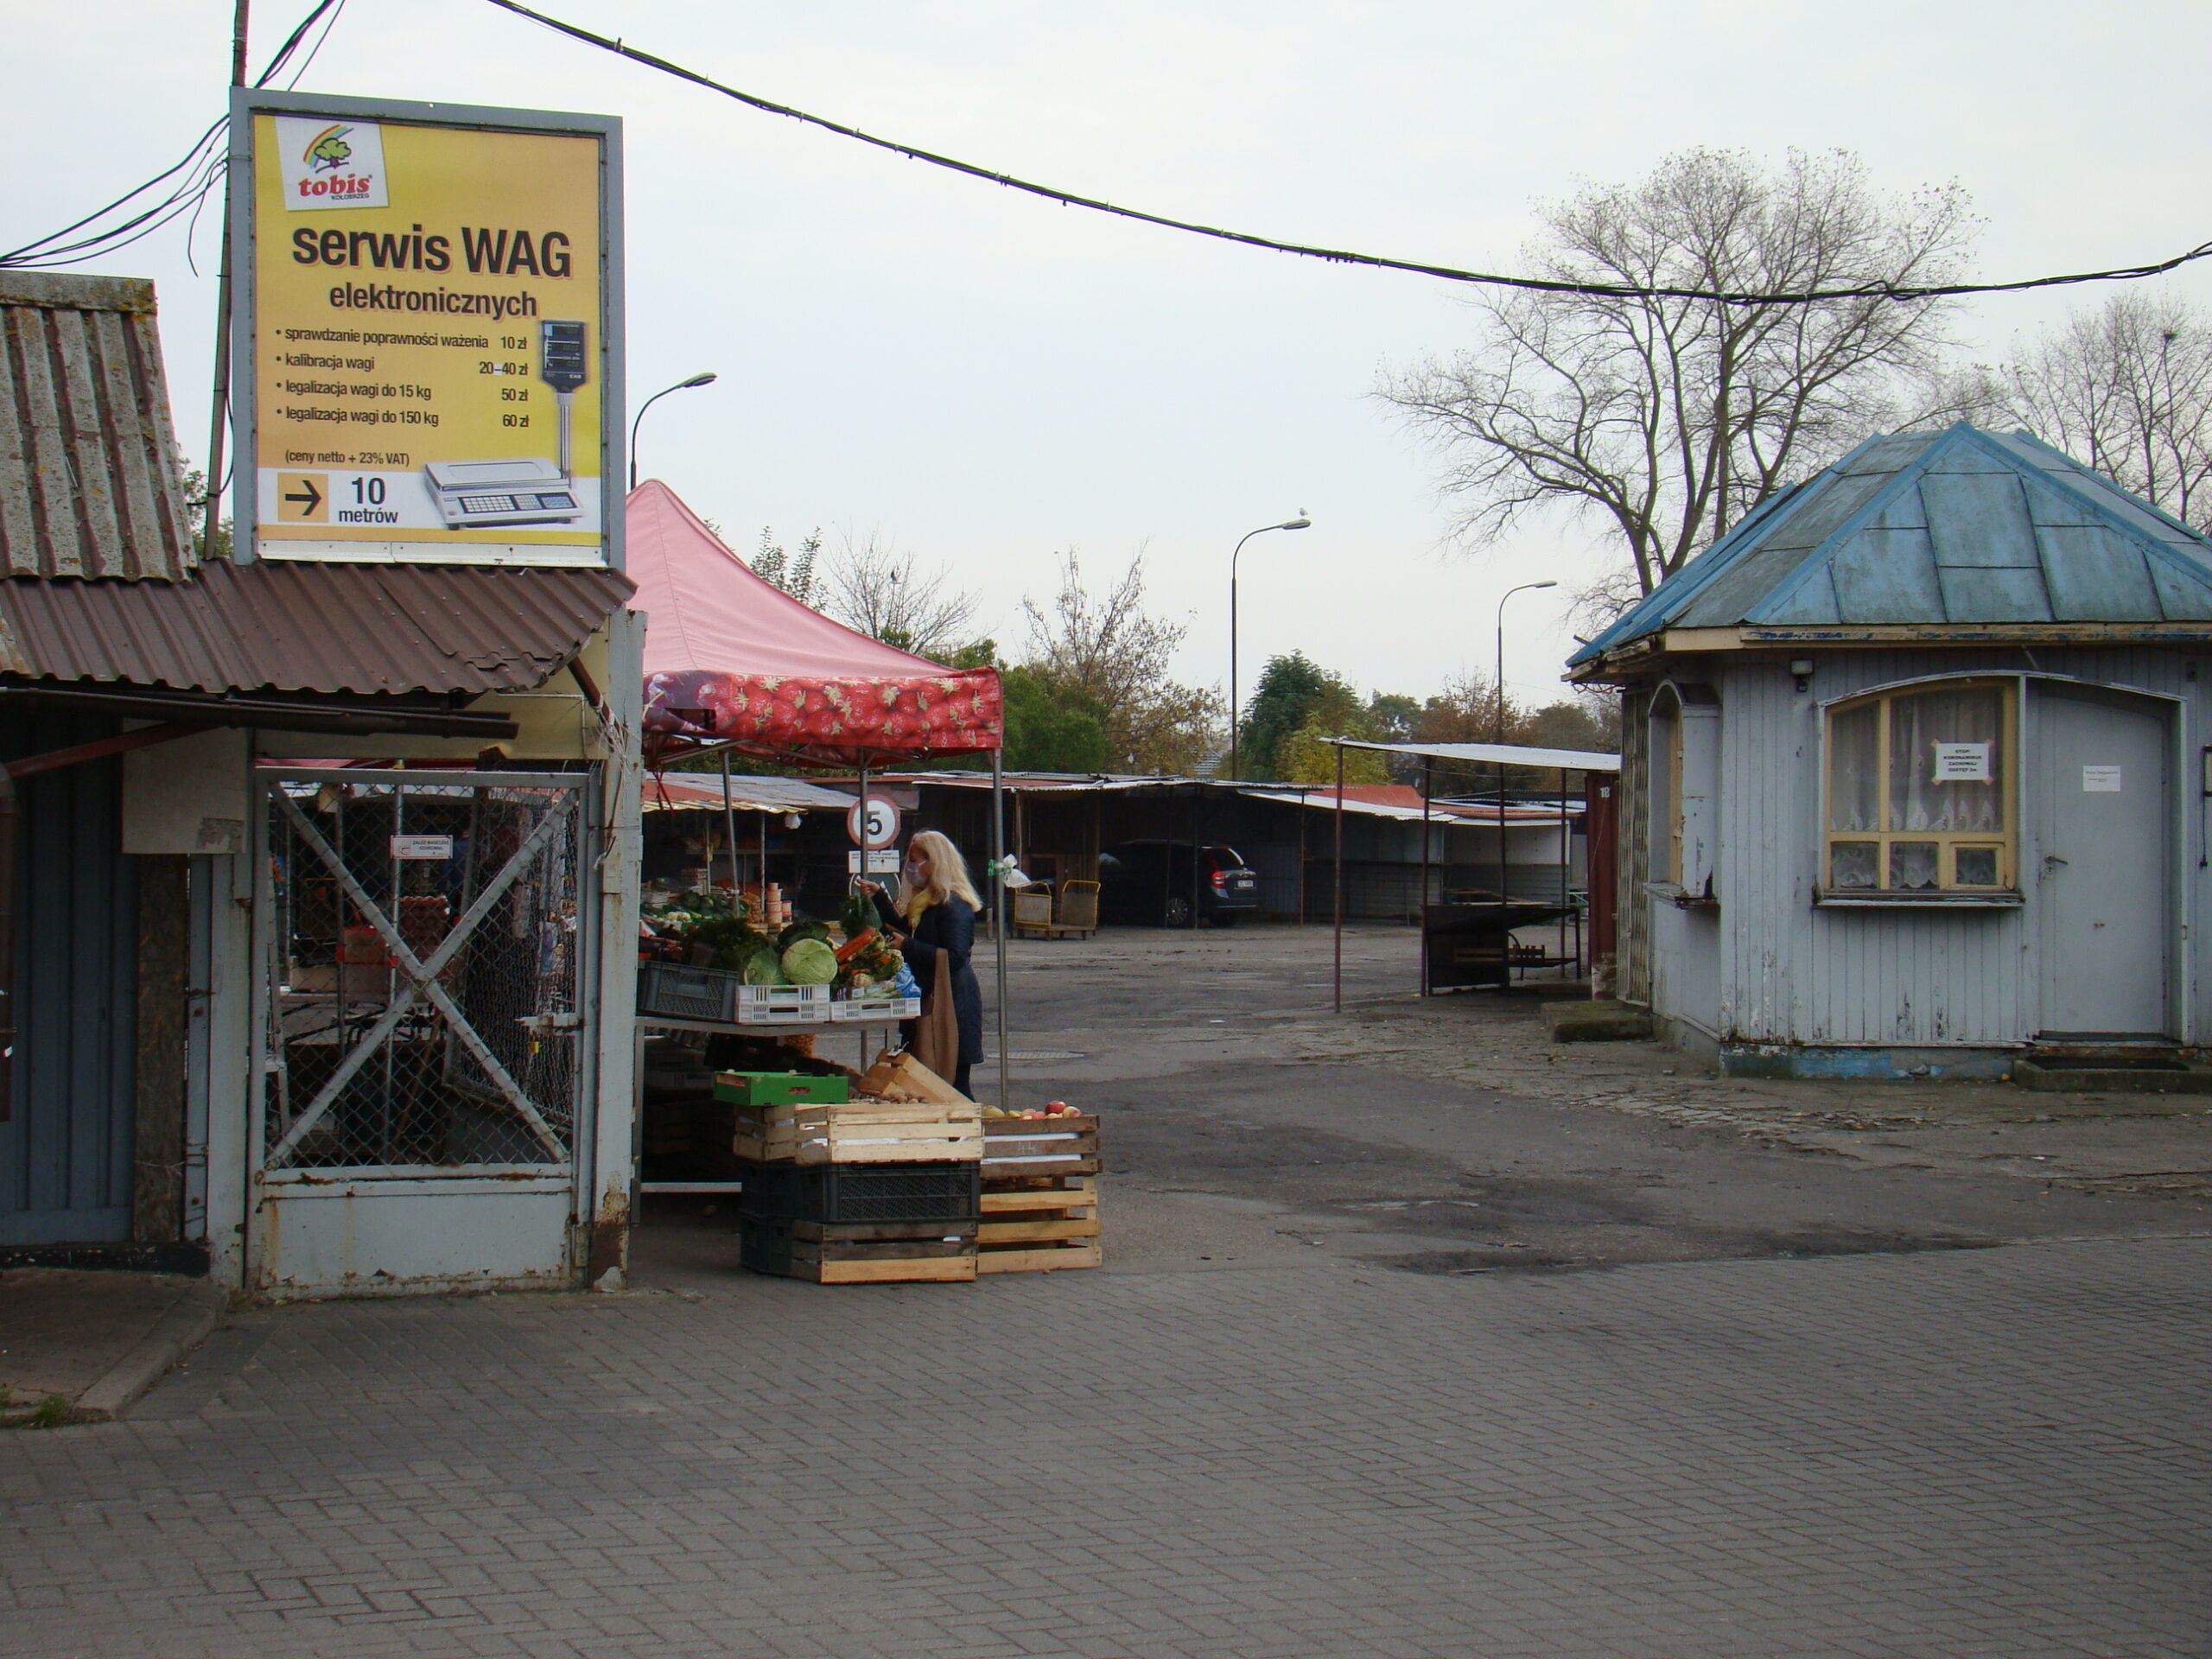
[0,272,194,582]
[0,708,139,1243]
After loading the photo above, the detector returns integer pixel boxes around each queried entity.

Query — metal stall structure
[1321,740,1620,1008]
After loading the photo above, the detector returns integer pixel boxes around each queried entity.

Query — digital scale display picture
[423,320,589,531]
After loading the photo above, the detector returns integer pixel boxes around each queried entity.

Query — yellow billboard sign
[237,94,620,566]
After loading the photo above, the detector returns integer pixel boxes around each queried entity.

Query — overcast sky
[13,1,2212,713]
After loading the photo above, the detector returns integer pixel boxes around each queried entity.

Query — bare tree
[1020,551,1221,774]
[1994,290,2212,532]
[1380,148,1977,595]
[818,531,981,661]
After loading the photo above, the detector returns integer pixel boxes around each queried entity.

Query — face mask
[902,860,925,887]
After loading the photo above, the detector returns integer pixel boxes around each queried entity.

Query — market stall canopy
[626,480,1001,766]
[1328,738,1621,772]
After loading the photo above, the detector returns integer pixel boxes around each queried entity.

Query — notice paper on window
[2082,766,2123,792]
[1931,742,1992,782]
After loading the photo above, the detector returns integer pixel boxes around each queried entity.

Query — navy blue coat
[873,891,985,1066]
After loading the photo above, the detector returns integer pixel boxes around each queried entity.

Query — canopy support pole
[857,760,869,894]
[719,747,740,894]
[1420,756,1433,998]
[1332,740,1344,1014]
[992,747,1009,1111]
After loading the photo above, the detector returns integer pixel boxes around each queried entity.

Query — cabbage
[741,945,787,986]
[780,938,839,986]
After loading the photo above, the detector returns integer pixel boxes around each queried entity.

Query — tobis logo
[296,124,376,200]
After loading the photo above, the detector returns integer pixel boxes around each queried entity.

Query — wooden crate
[732,1099,983,1165]
[976,1175,1101,1274]
[981,1115,1100,1180]
[741,1216,978,1283]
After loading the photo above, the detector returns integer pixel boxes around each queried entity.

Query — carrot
[835,927,877,964]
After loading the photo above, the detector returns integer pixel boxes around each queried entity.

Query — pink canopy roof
[626,480,1001,766]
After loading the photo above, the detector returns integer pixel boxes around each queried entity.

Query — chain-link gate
[257,770,594,1173]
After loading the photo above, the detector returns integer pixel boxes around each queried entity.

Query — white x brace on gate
[250,768,601,1295]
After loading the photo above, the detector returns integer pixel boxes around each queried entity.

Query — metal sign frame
[226,88,626,571]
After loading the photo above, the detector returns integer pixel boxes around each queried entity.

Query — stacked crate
[721,1069,984,1283]
[977,1115,1102,1273]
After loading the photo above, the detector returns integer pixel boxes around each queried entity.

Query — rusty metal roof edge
[0,562,632,698]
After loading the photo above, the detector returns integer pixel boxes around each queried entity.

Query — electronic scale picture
[423,320,590,530]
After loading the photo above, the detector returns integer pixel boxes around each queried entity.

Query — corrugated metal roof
[1572,423,2212,664]
[1329,740,1621,772]
[644,773,859,813]
[0,562,632,695]
[0,271,194,582]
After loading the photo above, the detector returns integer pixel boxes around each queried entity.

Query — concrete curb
[70,1281,228,1423]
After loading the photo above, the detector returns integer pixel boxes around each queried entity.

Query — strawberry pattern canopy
[644,667,1003,767]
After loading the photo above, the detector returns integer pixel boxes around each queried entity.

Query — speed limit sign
[847,794,900,850]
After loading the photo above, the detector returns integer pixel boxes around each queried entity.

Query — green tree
[751,526,821,603]
[182,468,231,560]
[1236,652,1334,780]
[940,640,1110,773]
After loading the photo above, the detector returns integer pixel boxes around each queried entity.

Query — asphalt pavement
[2,921,2205,1658]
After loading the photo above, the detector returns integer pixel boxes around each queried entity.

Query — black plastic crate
[736,1160,980,1224]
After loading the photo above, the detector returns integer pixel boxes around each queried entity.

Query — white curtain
[1889,688,2002,832]
[1827,702,1879,831]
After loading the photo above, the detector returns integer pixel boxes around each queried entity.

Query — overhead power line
[0,0,346,270]
[486,0,2212,308]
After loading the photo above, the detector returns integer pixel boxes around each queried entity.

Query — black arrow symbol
[283,479,323,516]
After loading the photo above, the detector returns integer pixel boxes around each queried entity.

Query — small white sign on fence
[848,849,901,874]
[390,834,454,861]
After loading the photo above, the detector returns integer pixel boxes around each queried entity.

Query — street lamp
[1494,579,1557,903]
[1227,512,1312,779]
[628,372,718,490]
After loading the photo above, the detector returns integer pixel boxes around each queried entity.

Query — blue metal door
[0,710,138,1244]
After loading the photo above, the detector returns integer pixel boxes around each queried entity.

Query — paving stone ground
[3,1235,2208,1658]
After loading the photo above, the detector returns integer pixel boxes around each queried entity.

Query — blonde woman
[861,830,984,1095]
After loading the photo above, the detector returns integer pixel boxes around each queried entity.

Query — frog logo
[303,124,353,174]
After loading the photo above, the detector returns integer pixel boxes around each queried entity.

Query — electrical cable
[0,0,344,270]
[486,0,2212,308]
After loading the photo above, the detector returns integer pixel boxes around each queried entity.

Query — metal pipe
[1494,580,1559,907]
[1420,757,1432,997]
[0,687,518,740]
[201,2,250,560]
[1332,740,1344,1013]
[991,746,1008,1111]
[1227,512,1310,781]
[719,747,740,893]
[0,766,14,1122]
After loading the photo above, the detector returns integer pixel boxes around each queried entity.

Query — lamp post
[1228,512,1311,779]
[1494,579,1557,905]
[628,372,718,490]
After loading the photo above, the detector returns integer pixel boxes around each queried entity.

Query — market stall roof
[643,772,859,814]
[626,480,1001,766]
[1328,738,1621,772]
[1237,787,1573,824]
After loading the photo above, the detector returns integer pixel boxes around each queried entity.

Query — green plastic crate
[713,1070,850,1108]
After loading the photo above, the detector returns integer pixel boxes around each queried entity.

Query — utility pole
[203,3,250,556]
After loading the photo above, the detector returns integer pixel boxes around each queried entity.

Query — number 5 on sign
[847,795,900,849]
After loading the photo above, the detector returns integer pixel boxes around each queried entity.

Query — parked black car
[1096,841,1260,927]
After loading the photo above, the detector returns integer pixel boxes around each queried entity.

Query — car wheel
[1164,894,1194,928]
